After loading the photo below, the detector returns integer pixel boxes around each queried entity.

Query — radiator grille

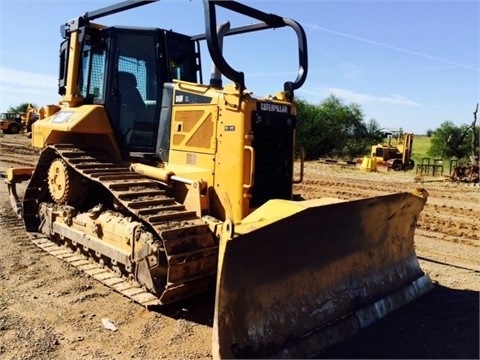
[250,109,296,208]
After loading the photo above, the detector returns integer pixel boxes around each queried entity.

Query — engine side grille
[250,106,296,208]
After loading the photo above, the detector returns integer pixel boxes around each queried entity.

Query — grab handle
[243,146,255,189]
[293,147,304,184]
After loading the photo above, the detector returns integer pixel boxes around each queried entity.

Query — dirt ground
[0,133,478,359]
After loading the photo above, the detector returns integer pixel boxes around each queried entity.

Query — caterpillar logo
[259,102,290,113]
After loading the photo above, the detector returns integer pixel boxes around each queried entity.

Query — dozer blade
[3,167,34,219]
[213,191,433,359]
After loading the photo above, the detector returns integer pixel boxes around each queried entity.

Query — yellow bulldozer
[22,104,41,133]
[370,131,415,171]
[0,105,40,135]
[4,1,433,358]
[0,112,24,134]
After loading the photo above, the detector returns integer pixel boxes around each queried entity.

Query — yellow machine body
[31,82,292,224]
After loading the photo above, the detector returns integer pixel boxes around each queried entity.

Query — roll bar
[61,0,308,95]
[84,0,155,21]
[199,0,308,94]
[61,0,159,37]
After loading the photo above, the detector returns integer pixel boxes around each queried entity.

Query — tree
[295,95,383,160]
[7,103,37,114]
[470,103,478,161]
[428,121,471,159]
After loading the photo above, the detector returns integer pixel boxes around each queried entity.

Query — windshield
[0,113,16,120]
[166,34,198,83]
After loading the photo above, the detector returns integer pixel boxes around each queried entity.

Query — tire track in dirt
[293,164,480,281]
[295,167,480,255]
[0,194,214,359]
[0,134,39,170]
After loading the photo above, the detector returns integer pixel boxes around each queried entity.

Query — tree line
[295,96,479,162]
[295,95,383,160]
[426,104,479,162]
[5,103,37,114]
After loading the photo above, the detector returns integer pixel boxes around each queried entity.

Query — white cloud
[0,67,58,109]
[305,24,479,72]
[337,62,363,82]
[1,67,57,89]
[327,87,420,106]
[300,86,420,107]
[1,84,54,96]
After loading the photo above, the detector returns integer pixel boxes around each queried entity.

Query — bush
[295,95,383,160]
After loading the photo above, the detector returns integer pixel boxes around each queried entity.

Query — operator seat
[117,71,147,141]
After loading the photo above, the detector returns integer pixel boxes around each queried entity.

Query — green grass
[411,135,432,165]
[412,135,458,175]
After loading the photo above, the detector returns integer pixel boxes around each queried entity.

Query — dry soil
[0,133,478,359]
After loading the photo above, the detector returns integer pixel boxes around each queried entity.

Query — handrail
[202,0,308,95]
[242,146,255,189]
[61,0,308,96]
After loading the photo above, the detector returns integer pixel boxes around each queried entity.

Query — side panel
[208,95,297,222]
[210,97,254,222]
[165,84,252,223]
[166,83,219,186]
[31,105,121,159]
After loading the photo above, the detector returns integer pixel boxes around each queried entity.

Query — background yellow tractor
[370,131,415,171]
[0,112,23,134]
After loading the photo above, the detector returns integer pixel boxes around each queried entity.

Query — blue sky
[0,0,478,134]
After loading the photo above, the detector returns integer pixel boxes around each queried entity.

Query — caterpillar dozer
[371,131,415,171]
[22,104,40,133]
[0,112,23,134]
[4,0,433,358]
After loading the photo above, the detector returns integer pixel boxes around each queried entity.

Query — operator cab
[60,26,200,158]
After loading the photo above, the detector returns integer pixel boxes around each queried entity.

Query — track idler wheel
[48,158,85,206]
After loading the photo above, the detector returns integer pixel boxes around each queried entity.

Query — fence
[416,158,444,176]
